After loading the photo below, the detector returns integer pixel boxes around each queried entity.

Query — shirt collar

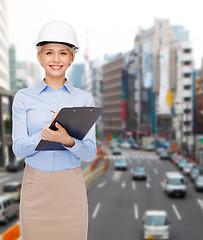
[35,79,73,94]
[63,79,73,93]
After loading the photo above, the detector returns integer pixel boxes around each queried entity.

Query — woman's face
[38,43,73,80]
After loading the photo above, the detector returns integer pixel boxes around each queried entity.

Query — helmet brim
[36,41,79,51]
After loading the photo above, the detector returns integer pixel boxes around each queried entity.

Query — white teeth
[51,66,61,69]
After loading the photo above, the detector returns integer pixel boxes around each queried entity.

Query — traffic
[87,139,203,240]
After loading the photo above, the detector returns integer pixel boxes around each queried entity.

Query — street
[87,147,203,240]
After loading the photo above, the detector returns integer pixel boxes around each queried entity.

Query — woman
[12,20,96,240]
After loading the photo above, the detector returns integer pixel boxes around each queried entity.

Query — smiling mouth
[49,65,63,70]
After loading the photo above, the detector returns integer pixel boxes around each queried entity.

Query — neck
[44,76,66,91]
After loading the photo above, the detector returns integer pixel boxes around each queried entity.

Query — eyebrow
[44,49,69,51]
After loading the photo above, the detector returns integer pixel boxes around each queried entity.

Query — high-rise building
[174,42,194,151]
[9,44,17,91]
[0,0,9,90]
[102,54,126,137]
[0,0,16,168]
[135,19,178,139]
[16,61,41,89]
[134,19,194,149]
[69,63,84,89]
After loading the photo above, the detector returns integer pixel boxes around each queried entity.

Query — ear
[37,51,43,67]
[70,53,74,63]
[68,54,74,67]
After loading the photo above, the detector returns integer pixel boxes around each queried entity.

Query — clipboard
[35,107,103,151]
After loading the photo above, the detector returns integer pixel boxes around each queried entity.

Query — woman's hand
[41,122,75,147]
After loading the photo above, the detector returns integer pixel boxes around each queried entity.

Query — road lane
[87,147,203,240]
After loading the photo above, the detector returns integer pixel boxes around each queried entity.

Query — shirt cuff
[62,138,82,152]
[30,131,42,146]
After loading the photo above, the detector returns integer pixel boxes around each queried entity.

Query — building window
[183,73,191,78]
[184,97,191,102]
[159,22,162,29]
[184,85,191,90]
[183,61,191,66]
[159,38,162,45]
[183,49,191,53]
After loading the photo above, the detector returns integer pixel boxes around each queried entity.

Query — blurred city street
[87,146,203,240]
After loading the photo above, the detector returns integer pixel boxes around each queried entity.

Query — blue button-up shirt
[12,79,96,172]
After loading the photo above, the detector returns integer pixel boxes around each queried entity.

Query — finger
[55,122,63,130]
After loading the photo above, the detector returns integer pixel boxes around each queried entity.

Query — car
[194,175,203,191]
[163,172,187,197]
[0,195,18,224]
[120,141,130,148]
[6,158,25,172]
[183,163,194,176]
[2,181,22,202]
[156,148,165,155]
[143,144,155,151]
[130,142,141,150]
[159,150,171,160]
[172,155,185,165]
[189,166,203,182]
[170,153,178,163]
[132,166,147,180]
[112,147,121,155]
[177,158,188,171]
[114,158,127,170]
[142,210,170,240]
[109,140,119,149]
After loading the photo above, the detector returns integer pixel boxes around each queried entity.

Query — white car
[183,163,194,175]
[163,172,187,197]
[3,181,22,202]
[142,210,170,240]
[119,141,130,148]
[0,195,18,224]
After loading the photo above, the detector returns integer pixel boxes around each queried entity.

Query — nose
[53,53,60,62]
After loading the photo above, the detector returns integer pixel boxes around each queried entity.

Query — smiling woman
[37,43,74,88]
[12,20,96,240]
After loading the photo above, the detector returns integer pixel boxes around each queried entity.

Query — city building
[134,19,177,139]
[69,63,85,89]
[173,42,194,153]
[0,0,9,90]
[124,50,138,138]
[0,0,15,168]
[16,61,41,89]
[134,19,194,149]
[9,44,16,92]
[102,54,126,137]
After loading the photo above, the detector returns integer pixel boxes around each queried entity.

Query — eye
[61,52,67,55]
[46,52,52,55]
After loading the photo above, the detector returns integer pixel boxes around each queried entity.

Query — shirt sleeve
[12,91,42,158]
[63,93,97,162]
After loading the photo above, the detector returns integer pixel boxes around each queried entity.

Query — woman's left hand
[41,122,75,147]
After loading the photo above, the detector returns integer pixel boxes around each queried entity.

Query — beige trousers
[20,165,88,240]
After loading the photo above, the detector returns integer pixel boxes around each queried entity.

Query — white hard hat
[35,20,79,52]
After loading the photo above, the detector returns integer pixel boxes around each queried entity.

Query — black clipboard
[35,107,103,151]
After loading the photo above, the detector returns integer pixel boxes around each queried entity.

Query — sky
[7,0,203,69]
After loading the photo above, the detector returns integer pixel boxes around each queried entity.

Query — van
[0,195,18,224]
[163,172,187,197]
[142,210,170,239]
[3,181,22,202]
